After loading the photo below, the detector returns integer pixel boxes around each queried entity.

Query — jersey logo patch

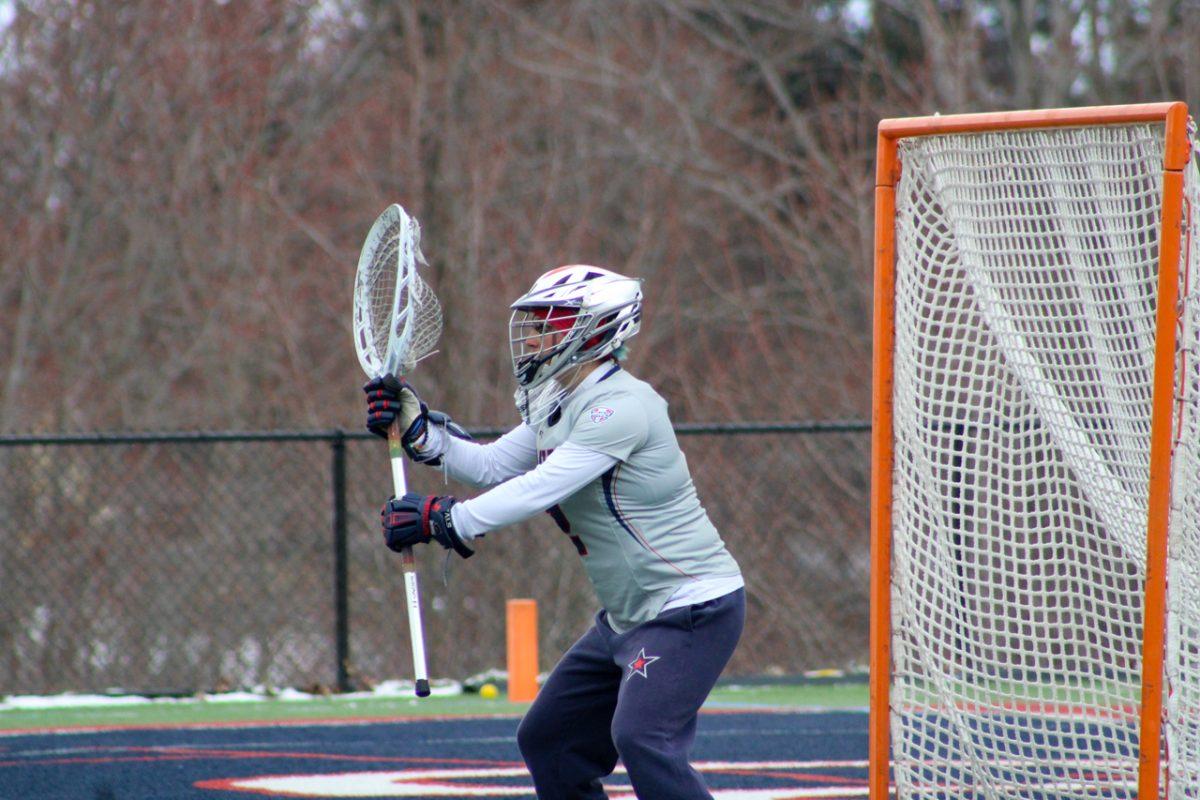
[589,406,614,424]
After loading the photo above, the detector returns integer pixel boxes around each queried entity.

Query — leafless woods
[5,1,1196,432]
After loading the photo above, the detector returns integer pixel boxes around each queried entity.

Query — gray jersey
[536,367,741,630]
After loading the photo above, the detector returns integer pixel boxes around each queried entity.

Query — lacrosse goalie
[364,265,745,800]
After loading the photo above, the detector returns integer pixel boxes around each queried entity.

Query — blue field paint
[0,711,870,799]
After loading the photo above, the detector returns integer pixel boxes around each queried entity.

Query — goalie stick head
[509,264,642,424]
[352,204,443,379]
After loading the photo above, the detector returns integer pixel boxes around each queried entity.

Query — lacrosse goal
[871,103,1200,799]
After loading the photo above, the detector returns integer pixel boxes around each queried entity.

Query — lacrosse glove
[381,493,475,559]
[363,375,470,465]
[364,375,422,438]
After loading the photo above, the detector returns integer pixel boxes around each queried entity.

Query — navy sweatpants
[516,588,745,800]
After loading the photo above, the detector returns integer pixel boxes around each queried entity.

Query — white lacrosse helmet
[510,265,642,424]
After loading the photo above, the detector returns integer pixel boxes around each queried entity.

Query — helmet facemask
[509,306,592,389]
[509,306,592,426]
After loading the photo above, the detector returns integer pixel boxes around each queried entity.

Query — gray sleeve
[564,391,648,461]
[450,442,618,538]
[433,424,539,488]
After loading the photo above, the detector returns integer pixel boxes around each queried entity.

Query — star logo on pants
[626,648,661,680]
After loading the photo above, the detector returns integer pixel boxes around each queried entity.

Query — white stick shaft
[403,568,428,680]
[389,441,408,498]
[387,422,430,696]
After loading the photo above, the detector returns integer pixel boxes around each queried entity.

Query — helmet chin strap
[515,359,603,426]
[560,360,601,392]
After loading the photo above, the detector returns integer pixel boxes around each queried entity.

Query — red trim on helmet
[530,306,615,349]
[528,306,577,333]
[546,307,576,333]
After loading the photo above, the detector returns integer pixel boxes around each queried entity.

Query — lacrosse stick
[353,204,444,698]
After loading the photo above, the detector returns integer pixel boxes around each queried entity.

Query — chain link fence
[0,424,870,695]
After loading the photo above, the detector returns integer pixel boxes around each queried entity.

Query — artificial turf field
[0,684,871,799]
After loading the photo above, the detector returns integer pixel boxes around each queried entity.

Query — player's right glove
[381,493,474,559]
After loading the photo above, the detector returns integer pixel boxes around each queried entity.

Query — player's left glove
[381,493,474,559]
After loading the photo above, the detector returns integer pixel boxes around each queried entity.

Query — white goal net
[889,121,1200,799]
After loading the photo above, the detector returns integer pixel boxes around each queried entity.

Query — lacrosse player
[364,265,744,800]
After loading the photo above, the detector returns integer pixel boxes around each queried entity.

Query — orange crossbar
[870,102,1189,800]
[506,599,540,703]
[876,102,1187,185]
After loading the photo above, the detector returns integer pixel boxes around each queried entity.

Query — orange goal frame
[870,102,1190,800]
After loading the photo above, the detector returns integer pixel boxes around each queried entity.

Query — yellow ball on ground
[479,683,499,700]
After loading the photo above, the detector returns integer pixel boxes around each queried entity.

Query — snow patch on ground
[0,679,463,711]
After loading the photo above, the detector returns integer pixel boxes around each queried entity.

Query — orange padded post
[1135,99,1189,800]
[506,599,539,702]
[869,128,899,800]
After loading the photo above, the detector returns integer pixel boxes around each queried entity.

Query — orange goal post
[871,103,1199,800]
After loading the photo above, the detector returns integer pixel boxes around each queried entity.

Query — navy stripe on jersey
[601,464,695,579]
[601,466,643,548]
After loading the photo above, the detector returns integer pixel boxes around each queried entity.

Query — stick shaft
[388,422,431,697]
